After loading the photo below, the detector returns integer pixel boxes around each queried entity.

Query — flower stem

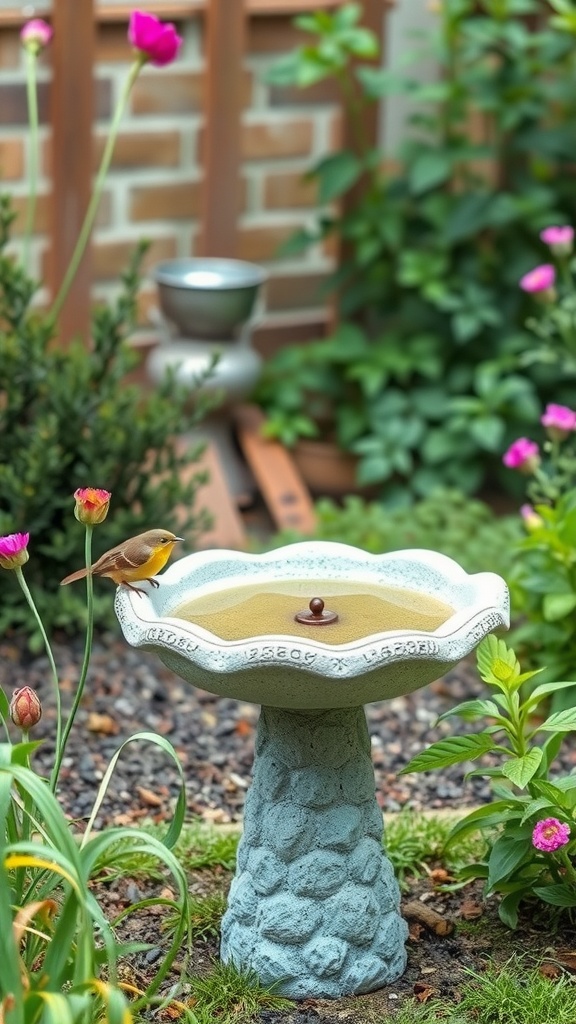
[559,846,576,884]
[53,525,94,783]
[49,56,145,324]
[23,47,40,273]
[14,567,62,792]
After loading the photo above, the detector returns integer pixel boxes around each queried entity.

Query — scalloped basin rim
[114,542,510,699]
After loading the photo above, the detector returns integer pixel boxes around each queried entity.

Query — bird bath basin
[115,541,509,998]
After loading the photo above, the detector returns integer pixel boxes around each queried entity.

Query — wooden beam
[0,1,356,26]
[49,0,94,343]
[197,0,246,257]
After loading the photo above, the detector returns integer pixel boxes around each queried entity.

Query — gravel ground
[2,628,575,826]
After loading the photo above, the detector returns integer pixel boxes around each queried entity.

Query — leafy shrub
[268,488,522,580]
[255,1,576,501]
[0,197,211,636]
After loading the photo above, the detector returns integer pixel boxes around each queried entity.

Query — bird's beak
[174,537,184,543]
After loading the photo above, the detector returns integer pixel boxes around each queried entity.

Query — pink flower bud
[73,488,111,526]
[0,532,30,570]
[128,10,182,67]
[520,504,543,532]
[540,225,574,256]
[20,19,53,54]
[502,438,540,474]
[541,403,576,440]
[532,817,571,853]
[519,264,556,298]
[10,687,42,730]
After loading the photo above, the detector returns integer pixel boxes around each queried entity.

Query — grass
[182,961,293,1024]
[384,810,486,887]
[392,956,576,1023]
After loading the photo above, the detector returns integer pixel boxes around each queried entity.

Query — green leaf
[315,151,362,204]
[400,733,495,774]
[436,698,501,723]
[543,592,576,622]
[498,888,525,929]
[487,833,531,890]
[501,749,543,788]
[532,883,576,908]
[409,151,452,195]
[537,708,576,732]
[519,797,556,825]
[524,679,576,712]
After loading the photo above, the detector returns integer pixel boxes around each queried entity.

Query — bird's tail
[60,567,90,586]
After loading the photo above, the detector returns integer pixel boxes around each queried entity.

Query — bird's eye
[161,537,168,543]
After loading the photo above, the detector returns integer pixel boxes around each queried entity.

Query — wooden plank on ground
[234,405,316,535]
[175,437,248,551]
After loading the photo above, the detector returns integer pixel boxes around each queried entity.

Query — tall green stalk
[14,567,62,792]
[52,525,94,784]
[49,56,145,323]
[23,47,40,273]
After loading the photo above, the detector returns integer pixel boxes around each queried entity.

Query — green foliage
[183,961,293,1024]
[256,0,576,501]
[402,636,576,928]
[384,810,486,889]
[268,488,522,579]
[0,195,212,636]
[0,738,190,1023]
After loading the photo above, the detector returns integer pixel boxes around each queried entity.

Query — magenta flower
[541,402,576,439]
[540,225,574,255]
[519,264,556,294]
[20,18,52,53]
[532,817,571,853]
[502,438,540,473]
[0,532,30,570]
[128,10,182,67]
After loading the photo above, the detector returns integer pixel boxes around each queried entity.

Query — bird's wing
[92,541,147,576]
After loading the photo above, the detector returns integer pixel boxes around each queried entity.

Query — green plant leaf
[537,708,576,732]
[315,151,362,203]
[543,592,576,622]
[532,883,576,907]
[446,802,522,847]
[409,151,452,194]
[400,733,495,774]
[436,698,502,723]
[487,832,531,890]
[501,749,543,788]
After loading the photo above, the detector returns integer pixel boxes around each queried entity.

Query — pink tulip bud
[128,10,182,67]
[10,687,42,730]
[540,225,574,256]
[73,488,111,526]
[502,438,540,474]
[519,264,556,299]
[532,817,571,853]
[520,504,543,532]
[20,19,53,54]
[0,533,30,570]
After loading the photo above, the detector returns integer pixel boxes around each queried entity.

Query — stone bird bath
[115,541,509,999]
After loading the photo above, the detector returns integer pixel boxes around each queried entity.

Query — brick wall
[0,10,344,357]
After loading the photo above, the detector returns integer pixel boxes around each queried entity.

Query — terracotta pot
[292,438,363,497]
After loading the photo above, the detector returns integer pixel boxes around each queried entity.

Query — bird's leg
[121,581,147,596]
[148,578,160,588]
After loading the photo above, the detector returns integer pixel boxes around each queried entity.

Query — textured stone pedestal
[221,705,408,998]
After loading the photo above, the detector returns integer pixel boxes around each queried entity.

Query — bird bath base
[222,704,408,997]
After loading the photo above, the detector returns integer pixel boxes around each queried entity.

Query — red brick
[131,71,204,115]
[266,271,329,311]
[247,15,309,54]
[11,189,112,237]
[94,130,181,170]
[269,79,340,107]
[238,222,306,263]
[0,78,111,126]
[42,235,178,284]
[252,311,330,359]
[0,27,23,69]
[0,138,24,180]
[263,170,317,209]
[130,180,201,221]
[242,118,314,160]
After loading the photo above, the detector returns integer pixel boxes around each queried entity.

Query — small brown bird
[60,529,183,594]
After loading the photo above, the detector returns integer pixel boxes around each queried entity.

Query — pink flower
[0,532,30,570]
[520,504,543,532]
[502,438,540,473]
[541,402,576,439]
[532,817,571,853]
[519,264,556,294]
[128,10,182,67]
[20,18,52,53]
[540,225,574,256]
[73,487,111,526]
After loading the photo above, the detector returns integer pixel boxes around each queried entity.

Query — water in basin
[171,579,454,644]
